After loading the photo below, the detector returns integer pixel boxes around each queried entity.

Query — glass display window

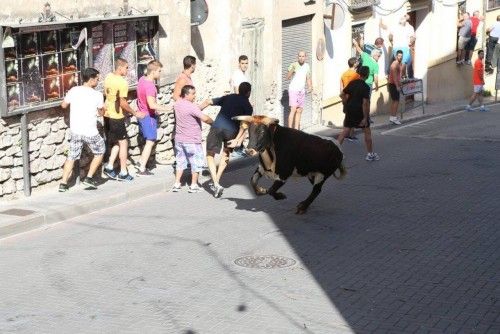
[1,16,158,116]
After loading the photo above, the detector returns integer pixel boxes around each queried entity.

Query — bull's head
[232,115,279,156]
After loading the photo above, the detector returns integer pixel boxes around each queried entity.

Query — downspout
[21,112,31,197]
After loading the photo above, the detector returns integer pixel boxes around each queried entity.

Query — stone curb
[370,100,499,131]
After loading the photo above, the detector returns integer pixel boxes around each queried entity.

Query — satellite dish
[191,0,209,26]
[323,3,345,30]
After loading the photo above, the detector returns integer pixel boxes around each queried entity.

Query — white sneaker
[465,105,473,112]
[389,117,402,125]
[214,185,224,198]
[365,152,380,161]
[188,184,202,193]
[171,183,181,192]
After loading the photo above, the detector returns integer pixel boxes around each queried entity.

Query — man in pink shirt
[171,85,213,193]
[135,60,171,176]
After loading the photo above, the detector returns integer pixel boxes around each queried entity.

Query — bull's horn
[261,116,279,125]
[232,116,254,122]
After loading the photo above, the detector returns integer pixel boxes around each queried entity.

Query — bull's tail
[333,162,347,180]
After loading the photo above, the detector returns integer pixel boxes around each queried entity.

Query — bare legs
[288,106,303,130]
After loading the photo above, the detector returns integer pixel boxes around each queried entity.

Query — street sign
[399,78,425,118]
[401,78,423,96]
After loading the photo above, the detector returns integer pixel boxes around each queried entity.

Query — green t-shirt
[360,52,379,86]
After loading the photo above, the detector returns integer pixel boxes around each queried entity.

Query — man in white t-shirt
[59,67,106,192]
[230,55,250,93]
[286,50,312,130]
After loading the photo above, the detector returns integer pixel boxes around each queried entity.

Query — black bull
[233,115,346,214]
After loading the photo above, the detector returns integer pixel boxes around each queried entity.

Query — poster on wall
[40,30,58,53]
[113,21,137,85]
[21,56,43,104]
[92,23,113,90]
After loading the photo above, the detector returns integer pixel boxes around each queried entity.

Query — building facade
[1,0,499,198]
[322,0,500,126]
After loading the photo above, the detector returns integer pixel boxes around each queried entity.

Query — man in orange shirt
[340,57,360,141]
[466,50,487,112]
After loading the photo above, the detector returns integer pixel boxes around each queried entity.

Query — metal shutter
[281,15,313,128]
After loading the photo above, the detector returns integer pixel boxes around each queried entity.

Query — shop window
[487,0,500,10]
[2,26,85,114]
[1,17,158,117]
[91,18,158,90]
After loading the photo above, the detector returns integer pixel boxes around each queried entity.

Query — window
[91,18,158,90]
[3,26,85,113]
[0,17,158,117]
[488,0,500,10]
[351,23,365,57]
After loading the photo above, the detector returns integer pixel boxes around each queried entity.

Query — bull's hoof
[271,192,287,200]
[295,202,308,215]
[254,187,268,196]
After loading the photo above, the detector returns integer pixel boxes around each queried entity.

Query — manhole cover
[0,208,36,216]
[234,255,296,269]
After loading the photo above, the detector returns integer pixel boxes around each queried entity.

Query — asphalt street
[0,107,499,334]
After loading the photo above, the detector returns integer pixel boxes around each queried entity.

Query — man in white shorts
[286,50,312,130]
[59,68,106,192]
[466,49,488,112]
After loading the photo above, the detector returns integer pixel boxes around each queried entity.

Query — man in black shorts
[388,50,403,125]
[206,82,253,197]
[337,66,380,162]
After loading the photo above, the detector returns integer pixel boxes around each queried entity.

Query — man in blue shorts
[135,60,171,176]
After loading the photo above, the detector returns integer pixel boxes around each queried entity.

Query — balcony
[347,0,380,9]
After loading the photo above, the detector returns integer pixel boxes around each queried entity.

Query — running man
[205,82,253,198]
[103,58,145,181]
[337,66,380,162]
[135,60,171,176]
[286,50,312,130]
[466,49,488,112]
[59,68,105,192]
[171,85,213,193]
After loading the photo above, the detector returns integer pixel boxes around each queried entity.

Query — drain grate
[234,255,296,269]
[0,208,36,216]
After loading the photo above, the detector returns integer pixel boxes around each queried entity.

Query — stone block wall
[0,82,177,199]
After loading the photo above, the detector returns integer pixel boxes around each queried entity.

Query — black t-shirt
[343,79,370,117]
[212,94,253,133]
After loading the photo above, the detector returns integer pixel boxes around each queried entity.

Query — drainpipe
[20,112,31,197]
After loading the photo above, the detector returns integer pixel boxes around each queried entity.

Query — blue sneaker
[103,167,118,179]
[479,106,489,112]
[117,173,134,181]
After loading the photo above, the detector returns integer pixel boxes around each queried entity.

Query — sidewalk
[0,96,496,239]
